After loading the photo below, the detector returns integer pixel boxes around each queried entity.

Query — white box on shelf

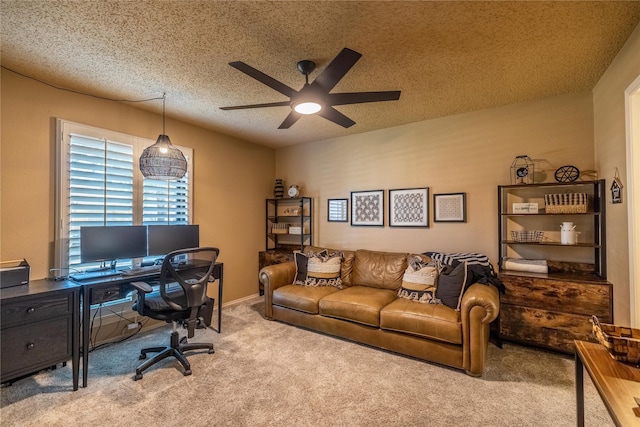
[512,203,538,214]
[289,226,306,235]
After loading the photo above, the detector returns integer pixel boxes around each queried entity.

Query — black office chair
[130,247,219,380]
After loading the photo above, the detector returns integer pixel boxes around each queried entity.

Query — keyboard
[121,265,162,276]
[69,269,122,282]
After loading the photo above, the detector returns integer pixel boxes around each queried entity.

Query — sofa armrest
[459,283,500,376]
[260,261,296,319]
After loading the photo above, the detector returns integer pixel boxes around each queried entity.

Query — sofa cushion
[351,249,408,290]
[293,250,343,288]
[380,298,462,345]
[436,261,471,310]
[319,286,397,327]
[273,284,340,314]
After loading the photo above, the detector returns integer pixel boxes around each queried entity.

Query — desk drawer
[1,292,73,328]
[91,285,126,304]
[1,316,71,379]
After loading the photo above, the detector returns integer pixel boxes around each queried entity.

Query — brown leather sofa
[259,247,500,377]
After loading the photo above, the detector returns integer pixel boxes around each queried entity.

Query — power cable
[1,65,163,103]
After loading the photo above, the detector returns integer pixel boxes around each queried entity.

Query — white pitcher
[560,222,577,245]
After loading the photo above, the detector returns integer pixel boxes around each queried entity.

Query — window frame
[54,118,193,272]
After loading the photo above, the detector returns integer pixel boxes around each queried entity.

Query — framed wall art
[351,190,384,226]
[327,198,348,222]
[434,193,467,223]
[388,188,429,227]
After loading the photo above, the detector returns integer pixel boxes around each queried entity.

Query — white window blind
[143,174,190,225]
[67,134,135,267]
[56,119,193,272]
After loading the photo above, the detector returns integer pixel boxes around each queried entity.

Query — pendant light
[139,94,187,180]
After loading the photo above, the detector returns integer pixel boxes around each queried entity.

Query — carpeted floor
[1,296,613,426]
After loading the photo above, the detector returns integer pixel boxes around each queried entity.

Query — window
[55,119,193,272]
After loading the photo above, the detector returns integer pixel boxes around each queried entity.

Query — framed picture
[388,188,429,227]
[327,198,348,222]
[351,190,384,226]
[434,193,467,222]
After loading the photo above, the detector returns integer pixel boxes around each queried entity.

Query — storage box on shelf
[497,180,612,353]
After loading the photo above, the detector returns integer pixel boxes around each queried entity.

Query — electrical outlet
[127,322,138,330]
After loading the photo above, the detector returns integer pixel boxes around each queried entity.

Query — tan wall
[276,91,595,264]
[593,23,640,325]
[0,69,274,302]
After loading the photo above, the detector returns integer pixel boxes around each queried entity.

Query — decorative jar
[274,179,284,199]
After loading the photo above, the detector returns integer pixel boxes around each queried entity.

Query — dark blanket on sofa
[423,251,506,294]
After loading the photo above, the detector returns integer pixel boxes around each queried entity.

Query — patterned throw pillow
[397,256,441,304]
[293,250,343,288]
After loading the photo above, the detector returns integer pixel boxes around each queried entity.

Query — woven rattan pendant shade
[139,94,187,180]
[139,134,187,180]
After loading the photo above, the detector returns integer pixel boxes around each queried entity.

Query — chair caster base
[133,331,214,381]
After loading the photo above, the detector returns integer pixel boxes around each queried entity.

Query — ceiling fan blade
[220,101,290,110]
[327,91,401,106]
[318,107,356,128]
[311,48,362,92]
[278,111,302,129]
[229,61,297,98]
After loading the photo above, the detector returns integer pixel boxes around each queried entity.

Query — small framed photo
[351,190,384,226]
[434,193,467,222]
[327,198,348,222]
[389,188,429,227]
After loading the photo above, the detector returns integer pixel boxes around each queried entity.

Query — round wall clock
[516,167,529,178]
[555,165,580,183]
[288,185,300,198]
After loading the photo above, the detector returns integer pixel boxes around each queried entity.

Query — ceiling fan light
[293,100,322,115]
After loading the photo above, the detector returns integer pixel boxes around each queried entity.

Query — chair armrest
[130,281,154,293]
[460,283,500,376]
[260,262,296,319]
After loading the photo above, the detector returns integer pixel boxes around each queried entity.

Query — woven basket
[271,224,289,234]
[591,315,640,365]
[510,230,544,243]
[544,192,588,214]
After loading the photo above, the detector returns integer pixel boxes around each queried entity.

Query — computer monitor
[80,225,148,265]
[147,224,200,257]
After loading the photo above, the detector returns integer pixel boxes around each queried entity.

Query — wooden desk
[575,340,640,426]
[1,279,80,391]
[76,262,223,387]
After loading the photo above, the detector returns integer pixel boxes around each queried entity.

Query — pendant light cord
[162,93,166,135]
[1,65,164,103]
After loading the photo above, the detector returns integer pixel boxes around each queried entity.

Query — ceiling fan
[220,47,401,129]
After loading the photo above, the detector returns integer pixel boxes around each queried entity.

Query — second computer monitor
[147,224,200,257]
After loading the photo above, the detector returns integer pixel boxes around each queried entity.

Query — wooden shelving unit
[497,180,612,353]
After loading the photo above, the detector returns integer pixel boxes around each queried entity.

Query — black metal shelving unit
[498,180,606,278]
[265,197,313,251]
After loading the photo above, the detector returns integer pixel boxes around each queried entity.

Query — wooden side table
[258,249,294,295]
[574,340,640,426]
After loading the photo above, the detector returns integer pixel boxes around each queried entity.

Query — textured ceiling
[2,1,640,149]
